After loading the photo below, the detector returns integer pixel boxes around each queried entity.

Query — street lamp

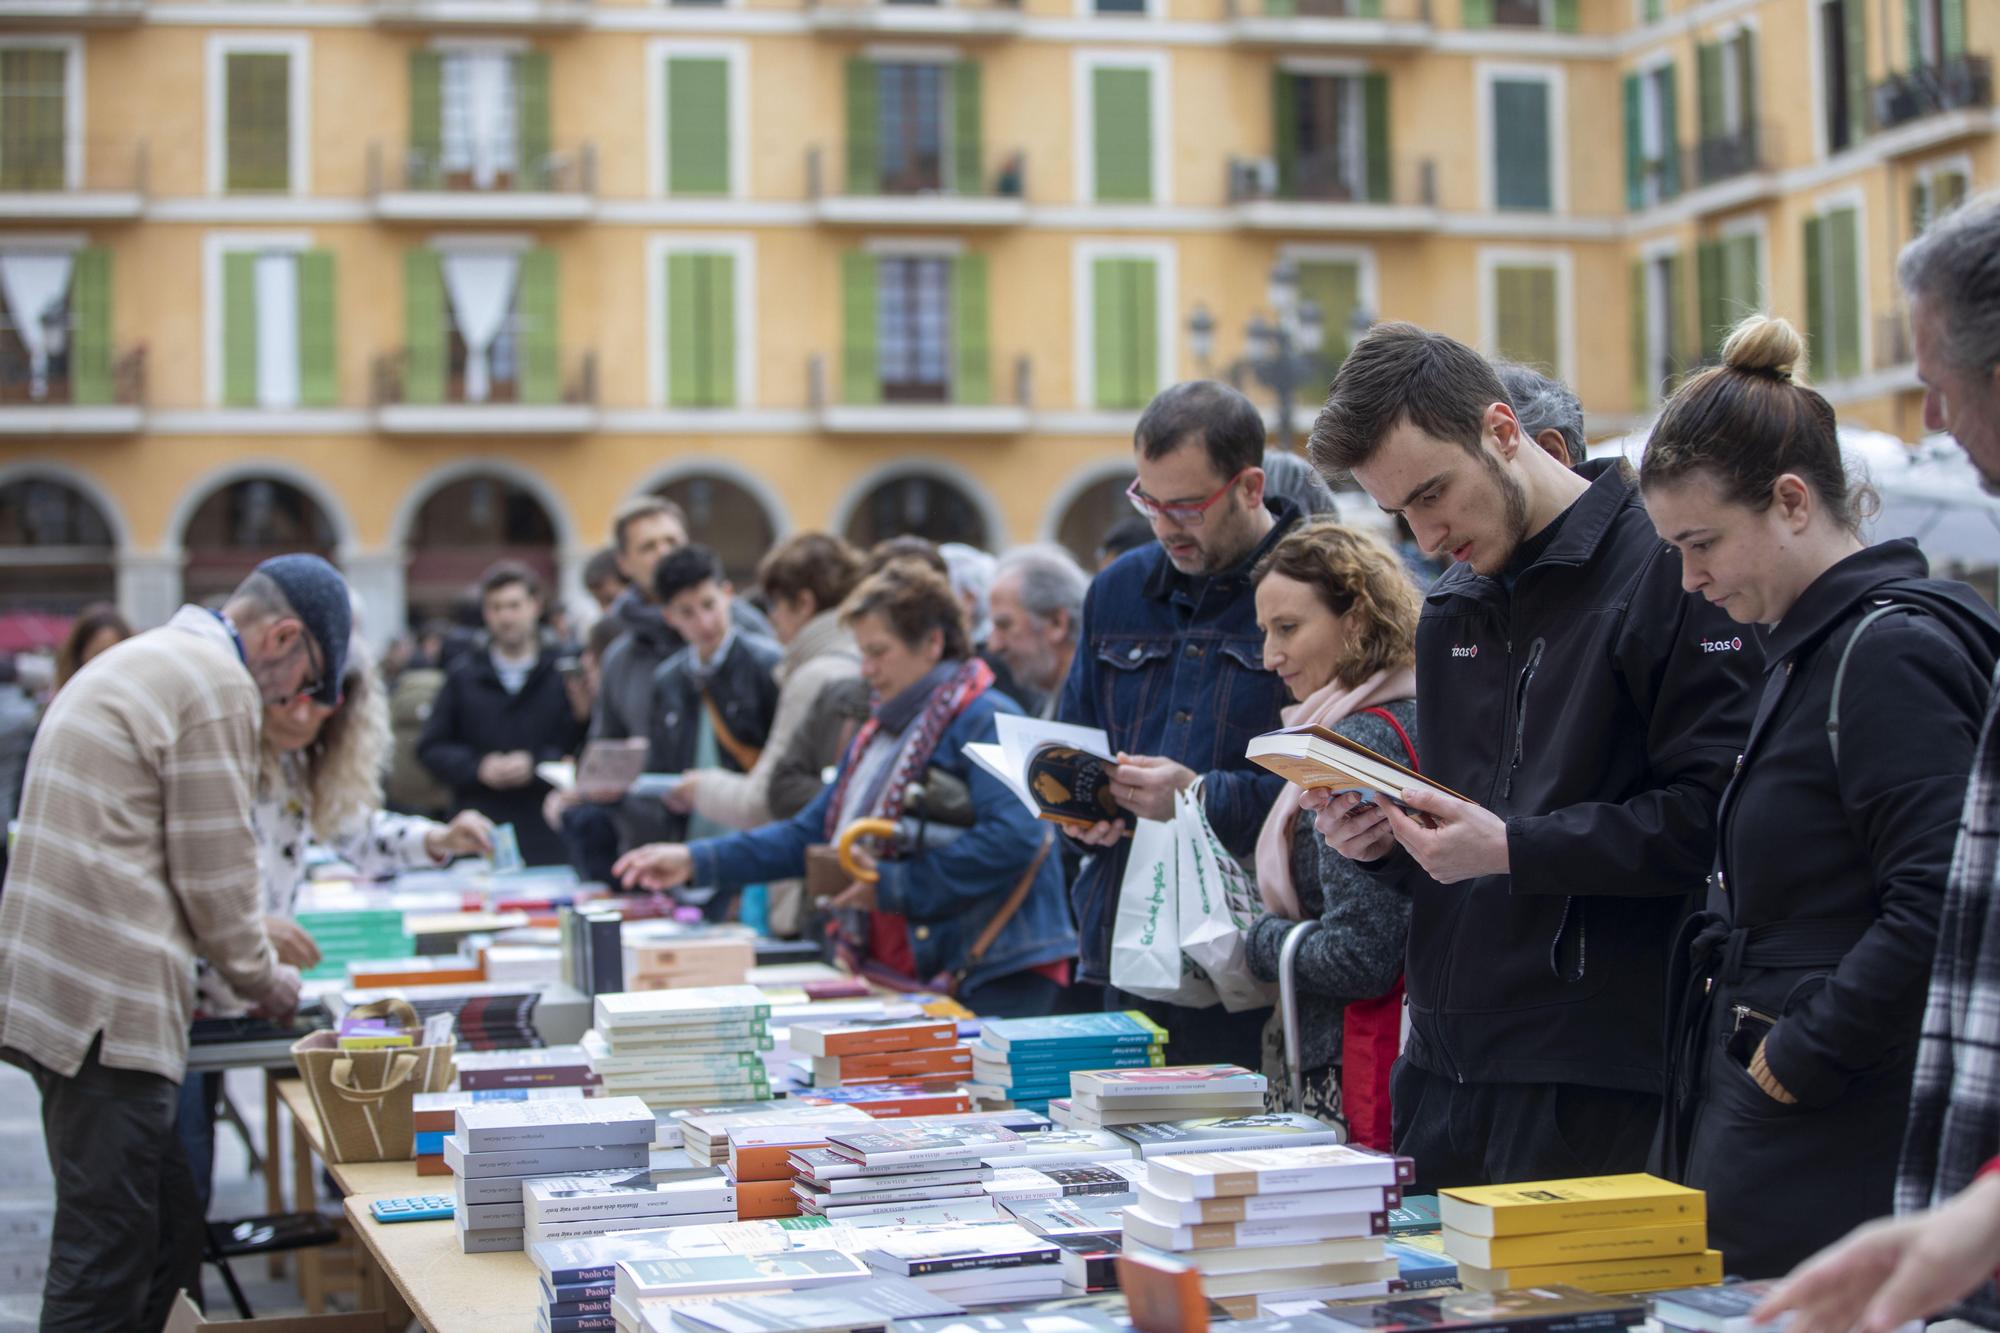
[1189,256,1345,452]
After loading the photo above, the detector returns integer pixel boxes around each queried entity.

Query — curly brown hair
[759,532,865,615]
[840,563,971,663]
[1253,518,1419,687]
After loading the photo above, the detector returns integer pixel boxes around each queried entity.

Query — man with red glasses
[1057,380,1301,1062]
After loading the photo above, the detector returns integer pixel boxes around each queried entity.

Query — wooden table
[276,1077,422,1326]
[342,1193,546,1333]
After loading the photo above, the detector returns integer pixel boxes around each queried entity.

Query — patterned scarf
[823,657,994,840]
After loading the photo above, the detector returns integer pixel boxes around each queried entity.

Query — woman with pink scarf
[1243,519,1420,1148]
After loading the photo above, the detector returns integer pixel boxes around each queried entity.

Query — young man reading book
[1303,323,1755,1188]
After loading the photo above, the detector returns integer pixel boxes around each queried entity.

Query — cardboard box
[166,1292,383,1332]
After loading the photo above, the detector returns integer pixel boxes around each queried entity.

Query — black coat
[645,631,784,842]
[1364,460,1758,1095]
[1663,540,2000,1278]
[417,644,587,866]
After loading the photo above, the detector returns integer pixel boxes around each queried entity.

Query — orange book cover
[350,963,485,988]
[415,1154,449,1177]
[792,1019,959,1058]
[859,1093,973,1118]
[1118,1251,1208,1333]
[733,1179,800,1214]
[821,1046,973,1082]
[729,1127,831,1181]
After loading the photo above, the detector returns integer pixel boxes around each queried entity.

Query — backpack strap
[1360,705,1420,773]
[1826,602,1912,766]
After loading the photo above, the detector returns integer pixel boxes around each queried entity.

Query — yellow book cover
[1442,1221,1709,1270]
[335,1033,414,1050]
[1457,1248,1724,1295]
[1439,1173,1706,1237]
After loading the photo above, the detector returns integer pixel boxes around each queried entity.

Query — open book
[536,738,685,801]
[1246,724,1466,814]
[966,714,1135,832]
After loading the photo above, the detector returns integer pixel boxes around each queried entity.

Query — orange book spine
[832,1047,973,1081]
[415,1154,450,1177]
[814,1024,958,1057]
[350,965,485,988]
[730,1139,826,1182]
[733,1179,800,1215]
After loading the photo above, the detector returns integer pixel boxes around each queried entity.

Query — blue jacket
[1057,498,1301,984]
[686,689,1078,994]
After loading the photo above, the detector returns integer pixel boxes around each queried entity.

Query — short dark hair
[479,560,542,603]
[1135,381,1266,481]
[612,496,687,552]
[841,563,971,662]
[586,614,626,661]
[759,532,864,614]
[653,543,726,606]
[863,536,949,580]
[1308,323,1507,476]
[582,546,627,589]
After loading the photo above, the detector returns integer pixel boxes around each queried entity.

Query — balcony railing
[0,0,144,24]
[368,143,595,196]
[0,345,145,432]
[1693,120,1772,189]
[372,348,597,432]
[0,139,147,217]
[804,0,1023,36]
[372,0,592,25]
[1871,55,1993,133]
[1228,153,1436,209]
[808,352,1032,433]
[1222,0,1430,22]
[807,144,1027,225]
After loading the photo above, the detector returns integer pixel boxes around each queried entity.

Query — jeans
[12,1037,204,1332]
[173,1071,221,1219]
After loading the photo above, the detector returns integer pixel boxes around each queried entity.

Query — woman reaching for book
[1241,518,1419,1149]
[1642,316,2000,1278]
[615,562,1077,1018]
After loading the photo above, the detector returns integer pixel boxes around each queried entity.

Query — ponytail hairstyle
[1639,315,1875,531]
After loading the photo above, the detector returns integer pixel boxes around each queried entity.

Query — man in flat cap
[0,554,350,1331]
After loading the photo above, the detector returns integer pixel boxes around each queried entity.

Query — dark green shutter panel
[225,52,291,192]
[1129,258,1158,404]
[1623,74,1644,210]
[1551,0,1578,31]
[222,251,259,408]
[1494,80,1551,211]
[0,49,68,190]
[952,63,983,197]
[69,248,112,406]
[1942,0,1966,58]
[1462,0,1492,27]
[403,249,445,405]
[1265,0,1294,17]
[516,248,559,404]
[841,252,879,405]
[1696,240,1724,361]
[409,51,443,190]
[515,52,551,191]
[1940,170,1968,212]
[1696,44,1722,150]
[1843,0,1867,146]
[1911,178,1932,235]
[1828,207,1861,381]
[297,249,337,408]
[1496,266,1557,371]
[1658,65,1681,199]
[1093,259,1127,409]
[1630,261,1650,409]
[1727,232,1759,321]
[1093,67,1152,203]
[1666,251,1691,375]
[667,252,700,407]
[1272,72,1298,201]
[952,255,990,406]
[1905,0,1925,67]
[1737,29,1759,161]
[1803,215,1827,381]
[668,57,730,196]
[1299,260,1358,374]
[1362,72,1390,203]
[704,254,735,408]
[846,60,878,194]
[1356,0,1380,14]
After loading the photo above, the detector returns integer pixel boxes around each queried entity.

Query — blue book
[972,1044,1165,1076]
[981,1012,1168,1055]
[415,1130,447,1156]
[1386,1238,1457,1291]
[541,1277,616,1304]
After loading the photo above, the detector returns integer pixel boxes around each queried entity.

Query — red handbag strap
[1360,706,1419,773]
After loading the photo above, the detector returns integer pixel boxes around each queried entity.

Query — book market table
[340,1193,545,1333]
[275,1077,423,1326]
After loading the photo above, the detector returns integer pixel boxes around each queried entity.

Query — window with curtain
[876,256,952,403]
[1491,77,1554,212]
[1491,263,1561,374]
[1910,162,1971,235]
[224,50,293,193]
[1275,73,1381,203]
[0,48,68,191]
[439,51,520,189]
[1628,251,1688,408]
[220,249,336,410]
[0,251,73,403]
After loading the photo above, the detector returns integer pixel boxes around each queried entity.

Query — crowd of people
[0,193,1996,1331]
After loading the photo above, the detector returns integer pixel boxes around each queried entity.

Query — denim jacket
[1056,497,1301,983]
[686,689,1078,994]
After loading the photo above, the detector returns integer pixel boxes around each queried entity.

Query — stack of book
[1649,1280,1923,1333]
[792,1122,1031,1224]
[1122,1144,1413,1316]
[965,1013,1168,1113]
[1438,1174,1720,1295]
[295,906,411,981]
[792,1017,973,1091]
[664,1275,966,1333]
[680,1104,874,1169]
[1055,1067,1269,1130]
[728,1124,848,1222]
[457,1045,596,1092]
[1101,1112,1343,1160]
[1384,1195,1457,1292]
[624,931,757,991]
[524,1165,736,1246]
[613,1252,878,1332]
[1002,1193,1134,1296]
[413,1087,586,1177]
[484,942,565,988]
[860,1222,1064,1305]
[791,1083,973,1119]
[1316,1285,1648,1333]
[983,1161,1144,1206]
[998,1128,1130,1169]
[586,986,777,1110]
[446,1096,654,1253]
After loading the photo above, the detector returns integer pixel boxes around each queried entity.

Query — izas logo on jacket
[1699,636,1745,654]
[1451,644,1479,659]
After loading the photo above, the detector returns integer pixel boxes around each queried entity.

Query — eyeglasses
[1126,468,1250,528]
[283,634,328,709]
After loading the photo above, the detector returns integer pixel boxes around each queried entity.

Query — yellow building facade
[0,0,1990,638]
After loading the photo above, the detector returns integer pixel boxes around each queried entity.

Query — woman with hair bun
[1644,316,2000,1277]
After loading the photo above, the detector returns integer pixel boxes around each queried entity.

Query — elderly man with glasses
[1057,379,1301,1063]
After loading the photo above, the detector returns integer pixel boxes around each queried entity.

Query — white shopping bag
[1175,782,1278,1014]
[1110,815,1217,1007]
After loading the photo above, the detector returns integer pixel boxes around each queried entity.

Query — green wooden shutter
[1272,72,1298,201]
[408,51,442,190]
[1827,207,1861,381]
[1658,65,1681,198]
[69,247,112,406]
[1623,74,1644,210]
[1726,232,1760,321]
[1666,251,1692,375]
[1736,28,1758,141]
[667,56,730,196]
[1093,67,1152,203]
[1803,215,1827,381]
[666,252,700,407]
[1356,0,1380,15]
[516,248,558,404]
[403,248,445,405]
[296,249,337,407]
[1093,259,1128,409]
[846,59,878,195]
[1362,73,1390,203]
[841,252,879,405]
[1462,0,1492,27]
[1696,240,1724,361]
[515,52,551,191]
[222,251,259,407]
[704,253,735,408]
[1265,0,1294,16]
[952,255,990,406]
[1843,0,1868,146]
[952,63,982,197]
[1299,260,1358,374]
[1911,177,1933,234]
[1942,0,1966,58]
[0,49,68,190]
[1630,261,1650,409]
[1696,44,1722,152]
[225,52,291,193]
[1493,80,1551,211]
[1551,0,1577,32]
[1905,0,1925,67]
[1129,258,1159,404]
[1496,265,1557,371]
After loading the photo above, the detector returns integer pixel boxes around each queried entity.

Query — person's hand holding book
[1301,788,1397,863]
[1109,754,1196,822]
[1378,785,1511,883]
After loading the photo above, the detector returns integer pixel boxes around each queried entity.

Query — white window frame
[1633,51,1674,208]
[646,39,749,201]
[0,35,84,192]
[201,230,312,407]
[1912,150,1975,233]
[207,34,311,198]
[1809,185,1870,380]
[1073,50,1171,207]
[1476,61,1566,215]
[1072,238,1177,412]
[1075,0,1163,25]
[1477,246,1575,385]
[646,233,757,410]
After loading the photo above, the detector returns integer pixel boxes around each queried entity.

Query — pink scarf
[1253,665,1418,918]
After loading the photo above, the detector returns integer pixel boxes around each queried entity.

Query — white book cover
[1136,1181,1397,1224]
[455,1095,656,1152]
[812,1198,1005,1227]
[443,1136,650,1180]
[965,715,1117,820]
[1119,1203,1386,1251]
[526,1167,735,1223]
[617,1250,873,1303]
[530,1210,739,1243]
[1143,1143,1413,1199]
[596,986,772,1030]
